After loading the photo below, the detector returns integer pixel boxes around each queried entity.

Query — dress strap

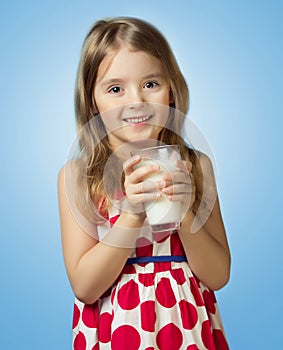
[125,255,187,265]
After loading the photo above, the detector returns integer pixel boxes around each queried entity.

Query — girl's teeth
[125,116,150,123]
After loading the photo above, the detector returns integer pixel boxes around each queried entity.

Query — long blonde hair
[74,17,202,223]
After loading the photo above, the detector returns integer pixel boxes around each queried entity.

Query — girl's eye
[108,86,123,94]
[144,81,159,89]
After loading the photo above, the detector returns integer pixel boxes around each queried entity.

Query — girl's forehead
[96,45,165,82]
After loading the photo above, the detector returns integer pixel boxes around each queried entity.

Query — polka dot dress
[72,214,229,350]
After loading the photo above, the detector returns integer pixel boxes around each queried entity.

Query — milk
[139,159,181,231]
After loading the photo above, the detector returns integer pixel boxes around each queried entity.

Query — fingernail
[132,155,141,161]
[153,165,160,170]
[159,181,166,187]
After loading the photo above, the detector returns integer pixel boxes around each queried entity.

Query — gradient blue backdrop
[1,1,282,349]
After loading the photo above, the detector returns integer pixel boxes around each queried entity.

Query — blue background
[1,1,282,348]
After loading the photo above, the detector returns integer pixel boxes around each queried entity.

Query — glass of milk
[131,145,181,232]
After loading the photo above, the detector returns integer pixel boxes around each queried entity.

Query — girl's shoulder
[58,159,101,239]
[58,158,84,179]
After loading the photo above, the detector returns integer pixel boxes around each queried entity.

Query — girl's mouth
[123,115,152,125]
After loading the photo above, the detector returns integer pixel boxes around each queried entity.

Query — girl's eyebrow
[99,72,166,87]
[142,72,165,80]
[100,78,125,87]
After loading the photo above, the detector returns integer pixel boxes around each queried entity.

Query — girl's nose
[126,88,145,106]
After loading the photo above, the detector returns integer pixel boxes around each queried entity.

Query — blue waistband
[125,255,187,265]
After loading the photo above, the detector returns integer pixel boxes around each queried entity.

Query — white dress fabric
[72,212,229,350]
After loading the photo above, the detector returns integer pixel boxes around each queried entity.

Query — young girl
[58,17,231,350]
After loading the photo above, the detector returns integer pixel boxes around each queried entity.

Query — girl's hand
[123,155,163,217]
[161,160,196,217]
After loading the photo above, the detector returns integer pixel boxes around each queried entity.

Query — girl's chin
[124,130,161,142]
[127,123,163,134]
[109,126,162,140]
[108,132,161,149]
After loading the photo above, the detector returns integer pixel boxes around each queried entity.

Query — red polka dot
[170,268,186,285]
[145,348,155,350]
[112,325,141,350]
[153,231,170,243]
[98,312,112,343]
[213,329,229,350]
[156,323,183,350]
[156,278,177,308]
[139,273,155,286]
[141,301,156,332]
[189,277,204,307]
[73,331,86,350]
[154,261,171,273]
[201,320,216,350]
[203,290,216,314]
[109,214,120,227]
[122,264,137,274]
[170,232,185,255]
[82,303,98,328]
[92,344,99,350]
[72,303,80,329]
[187,345,200,350]
[178,300,198,330]
[136,237,153,257]
[118,280,140,310]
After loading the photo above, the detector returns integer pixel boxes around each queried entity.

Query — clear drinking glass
[131,145,181,232]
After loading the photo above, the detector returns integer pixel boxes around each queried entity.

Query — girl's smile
[94,46,172,149]
[122,114,152,125]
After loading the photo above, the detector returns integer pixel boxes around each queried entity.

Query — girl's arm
[179,197,231,291]
[58,166,143,304]
[162,152,230,290]
[58,157,161,305]
[178,153,231,290]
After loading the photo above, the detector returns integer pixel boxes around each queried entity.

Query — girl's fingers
[141,180,161,193]
[167,193,193,202]
[129,164,160,183]
[124,158,194,208]
[123,155,142,176]
[123,156,161,181]
[162,160,194,189]
[162,171,191,185]
[176,159,192,173]
[127,191,163,204]
[162,183,195,196]
[128,180,161,196]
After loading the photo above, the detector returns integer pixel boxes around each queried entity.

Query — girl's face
[94,45,172,150]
